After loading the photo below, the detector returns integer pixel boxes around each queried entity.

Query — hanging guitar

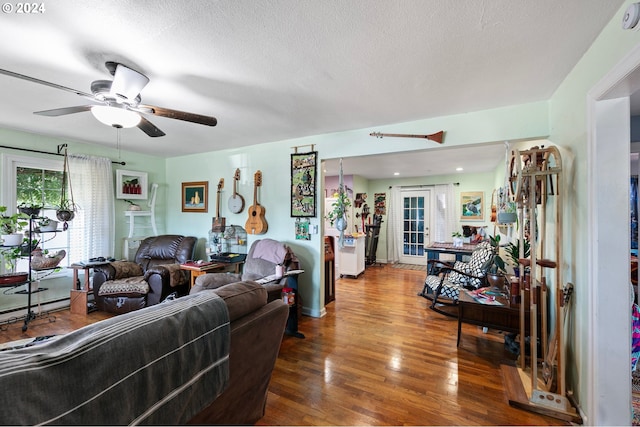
[245,170,268,235]
[212,178,226,232]
[228,168,245,214]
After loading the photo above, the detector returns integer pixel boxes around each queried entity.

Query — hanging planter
[324,159,351,247]
[56,148,77,230]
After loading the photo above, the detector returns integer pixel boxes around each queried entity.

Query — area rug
[390,263,426,271]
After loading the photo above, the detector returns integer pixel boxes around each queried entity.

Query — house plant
[486,234,507,291]
[326,186,351,231]
[452,231,463,247]
[37,217,59,232]
[17,202,42,217]
[504,238,531,277]
[0,206,29,246]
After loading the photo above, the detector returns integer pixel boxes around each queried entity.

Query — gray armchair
[93,234,197,314]
[191,238,300,302]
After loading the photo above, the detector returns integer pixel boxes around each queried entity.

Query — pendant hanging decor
[57,148,77,230]
[336,158,348,247]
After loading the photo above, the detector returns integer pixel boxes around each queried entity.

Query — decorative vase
[486,272,506,292]
[335,217,347,231]
[453,237,463,247]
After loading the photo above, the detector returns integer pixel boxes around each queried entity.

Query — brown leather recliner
[92,235,197,314]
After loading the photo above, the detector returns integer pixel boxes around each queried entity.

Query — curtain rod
[389,182,459,189]
[0,143,126,165]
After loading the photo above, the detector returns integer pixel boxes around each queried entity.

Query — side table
[457,289,528,347]
[179,262,226,288]
[68,261,109,314]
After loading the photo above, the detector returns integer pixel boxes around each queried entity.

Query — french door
[397,189,431,265]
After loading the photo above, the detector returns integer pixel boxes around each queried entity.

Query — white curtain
[67,154,114,262]
[386,185,401,264]
[433,184,456,242]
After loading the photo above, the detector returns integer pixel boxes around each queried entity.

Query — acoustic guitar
[212,178,226,232]
[228,168,245,214]
[245,170,268,235]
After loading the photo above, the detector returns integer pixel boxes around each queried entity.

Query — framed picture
[460,191,484,220]
[182,181,208,213]
[116,170,148,200]
[291,151,317,217]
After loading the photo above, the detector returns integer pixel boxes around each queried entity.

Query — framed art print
[291,151,317,217]
[460,191,484,220]
[116,170,148,200]
[182,181,208,213]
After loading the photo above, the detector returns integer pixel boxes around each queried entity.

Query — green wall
[165,101,549,316]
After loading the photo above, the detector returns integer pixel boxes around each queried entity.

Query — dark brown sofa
[0,281,288,425]
[188,281,289,424]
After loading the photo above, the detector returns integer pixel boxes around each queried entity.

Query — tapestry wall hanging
[374,193,386,215]
[291,151,317,217]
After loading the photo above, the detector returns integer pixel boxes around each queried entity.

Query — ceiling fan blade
[34,105,94,116]
[0,68,94,101]
[137,116,166,137]
[137,104,217,126]
[110,64,149,102]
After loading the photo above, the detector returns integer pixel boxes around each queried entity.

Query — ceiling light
[394,172,400,176]
[456,167,464,171]
[90,106,141,128]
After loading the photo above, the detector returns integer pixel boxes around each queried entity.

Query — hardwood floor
[260,265,567,426]
[0,264,567,425]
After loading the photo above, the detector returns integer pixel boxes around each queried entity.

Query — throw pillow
[98,277,150,296]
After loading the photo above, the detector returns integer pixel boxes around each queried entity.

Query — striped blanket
[0,290,230,425]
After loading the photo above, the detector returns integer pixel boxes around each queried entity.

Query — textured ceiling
[0,0,625,177]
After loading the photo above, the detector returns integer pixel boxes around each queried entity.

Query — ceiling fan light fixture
[90,105,141,128]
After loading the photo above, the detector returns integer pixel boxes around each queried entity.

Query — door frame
[397,188,432,265]
[586,43,640,425]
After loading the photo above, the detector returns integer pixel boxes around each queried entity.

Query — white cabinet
[338,235,365,278]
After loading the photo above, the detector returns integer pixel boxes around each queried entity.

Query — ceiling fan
[0,61,217,137]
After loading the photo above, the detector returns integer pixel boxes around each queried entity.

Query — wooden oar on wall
[369,130,445,144]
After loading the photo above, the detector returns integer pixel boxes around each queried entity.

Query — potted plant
[0,244,24,273]
[504,238,531,277]
[452,231,463,247]
[486,234,508,291]
[497,201,517,224]
[325,188,351,231]
[0,206,29,246]
[496,187,517,224]
[17,202,42,217]
[37,217,59,232]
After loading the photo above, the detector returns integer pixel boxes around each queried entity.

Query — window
[2,154,70,278]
